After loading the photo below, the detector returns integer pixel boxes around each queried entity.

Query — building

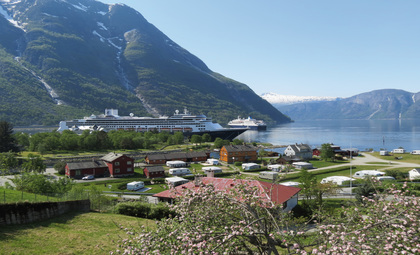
[65,160,109,179]
[219,145,258,163]
[145,151,208,165]
[143,166,165,179]
[284,143,312,160]
[153,177,301,211]
[409,168,420,180]
[101,152,134,177]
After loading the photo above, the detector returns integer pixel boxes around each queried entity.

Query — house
[153,177,301,211]
[284,143,312,160]
[276,156,301,165]
[342,148,359,157]
[145,151,208,165]
[321,176,355,185]
[65,160,109,179]
[292,162,313,169]
[219,144,258,163]
[143,166,165,179]
[101,153,134,177]
[409,168,420,180]
[392,148,406,154]
[313,144,346,157]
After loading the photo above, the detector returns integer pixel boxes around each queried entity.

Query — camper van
[166,160,187,168]
[392,148,406,154]
[169,168,191,176]
[380,150,390,156]
[267,164,284,172]
[259,171,278,180]
[411,150,420,155]
[127,181,145,191]
[353,170,385,178]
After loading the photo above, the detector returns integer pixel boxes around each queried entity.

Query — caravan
[353,170,385,178]
[127,181,145,191]
[259,171,278,180]
[169,168,191,176]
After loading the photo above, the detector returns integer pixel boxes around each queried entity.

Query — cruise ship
[228,116,267,131]
[57,108,247,141]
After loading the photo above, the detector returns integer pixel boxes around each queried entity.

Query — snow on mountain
[261,92,340,105]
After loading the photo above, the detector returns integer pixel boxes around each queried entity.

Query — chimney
[207,170,215,178]
[194,176,202,187]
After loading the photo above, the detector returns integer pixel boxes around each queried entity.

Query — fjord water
[237,119,420,152]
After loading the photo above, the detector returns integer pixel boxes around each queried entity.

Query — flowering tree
[112,182,303,254]
[294,183,420,254]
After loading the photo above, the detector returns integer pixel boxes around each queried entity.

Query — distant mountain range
[262,89,420,120]
[261,93,340,106]
[0,0,290,126]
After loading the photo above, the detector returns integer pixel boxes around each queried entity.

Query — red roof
[154,177,301,206]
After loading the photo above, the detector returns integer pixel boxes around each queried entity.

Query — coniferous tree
[0,121,18,152]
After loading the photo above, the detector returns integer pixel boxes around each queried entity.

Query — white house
[321,176,355,185]
[353,170,385,178]
[409,168,420,180]
[284,143,312,160]
[259,171,278,180]
[392,148,406,154]
[292,162,313,169]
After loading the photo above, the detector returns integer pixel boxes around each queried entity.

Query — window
[115,168,120,173]
[127,168,132,172]
[127,161,132,165]
[115,162,120,166]
[76,170,81,176]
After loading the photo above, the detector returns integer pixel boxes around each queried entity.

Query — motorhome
[166,160,187,168]
[392,148,406,154]
[127,181,145,191]
[206,159,219,165]
[267,164,284,172]
[202,167,223,174]
[353,170,385,178]
[242,163,260,170]
[169,168,191,176]
[411,150,420,155]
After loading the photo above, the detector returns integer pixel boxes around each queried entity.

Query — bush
[115,201,172,219]
[234,161,242,166]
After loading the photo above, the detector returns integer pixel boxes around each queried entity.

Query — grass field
[370,152,420,164]
[0,212,153,255]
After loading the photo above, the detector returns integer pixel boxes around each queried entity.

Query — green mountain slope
[0,0,290,126]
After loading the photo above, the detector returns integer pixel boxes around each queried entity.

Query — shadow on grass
[0,210,85,241]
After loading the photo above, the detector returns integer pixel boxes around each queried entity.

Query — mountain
[0,0,290,126]
[261,92,340,106]
[271,89,420,120]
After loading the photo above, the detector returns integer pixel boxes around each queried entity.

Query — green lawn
[370,152,420,164]
[0,212,154,255]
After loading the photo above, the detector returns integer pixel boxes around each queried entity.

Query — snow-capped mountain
[261,92,340,106]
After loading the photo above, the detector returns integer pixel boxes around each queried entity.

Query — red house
[101,153,134,177]
[65,160,109,179]
[143,166,165,178]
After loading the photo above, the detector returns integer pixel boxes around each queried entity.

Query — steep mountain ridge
[0,0,290,126]
[273,89,420,120]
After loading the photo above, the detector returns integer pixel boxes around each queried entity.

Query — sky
[99,0,420,98]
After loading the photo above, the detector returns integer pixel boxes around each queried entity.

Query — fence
[0,190,119,212]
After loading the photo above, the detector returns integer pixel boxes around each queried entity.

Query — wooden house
[65,160,108,179]
[101,153,134,177]
[219,145,258,163]
[143,166,165,179]
[145,154,166,165]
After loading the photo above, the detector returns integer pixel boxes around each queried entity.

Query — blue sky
[100,0,420,98]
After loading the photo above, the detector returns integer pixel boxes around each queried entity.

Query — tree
[21,153,46,173]
[0,121,18,152]
[201,133,211,143]
[298,169,336,210]
[320,143,334,161]
[113,182,302,254]
[0,151,19,173]
[54,160,67,175]
[190,134,202,145]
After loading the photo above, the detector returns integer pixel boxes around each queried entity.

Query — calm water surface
[236,119,420,152]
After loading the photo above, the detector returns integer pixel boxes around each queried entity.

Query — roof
[146,154,167,161]
[101,152,131,162]
[288,143,311,153]
[187,151,207,158]
[67,160,108,170]
[223,145,258,153]
[144,166,165,173]
[154,177,301,206]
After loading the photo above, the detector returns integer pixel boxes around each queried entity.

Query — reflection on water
[236,119,420,152]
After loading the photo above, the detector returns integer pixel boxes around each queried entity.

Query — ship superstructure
[58,108,247,140]
[228,116,267,131]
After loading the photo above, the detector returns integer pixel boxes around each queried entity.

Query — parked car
[82,175,94,180]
